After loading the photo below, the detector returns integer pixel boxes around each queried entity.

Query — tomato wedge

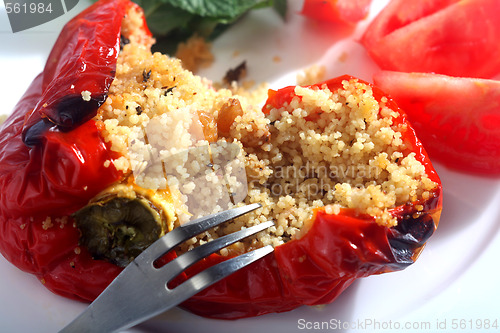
[361,0,500,78]
[301,0,372,24]
[373,71,500,175]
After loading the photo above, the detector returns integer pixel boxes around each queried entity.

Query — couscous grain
[90,7,438,257]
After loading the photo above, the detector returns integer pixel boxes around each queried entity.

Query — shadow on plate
[431,162,500,240]
[135,282,361,333]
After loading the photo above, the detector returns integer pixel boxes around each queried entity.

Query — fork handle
[58,261,166,333]
[59,245,274,332]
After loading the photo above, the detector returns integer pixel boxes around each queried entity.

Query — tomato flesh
[361,0,500,78]
[373,71,500,175]
[301,0,372,23]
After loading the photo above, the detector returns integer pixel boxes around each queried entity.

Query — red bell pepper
[178,76,442,318]
[0,0,442,321]
[0,0,150,301]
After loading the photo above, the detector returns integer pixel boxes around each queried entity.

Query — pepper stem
[73,196,164,267]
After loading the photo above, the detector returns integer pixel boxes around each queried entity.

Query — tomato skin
[301,0,372,24]
[361,0,500,78]
[373,70,500,175]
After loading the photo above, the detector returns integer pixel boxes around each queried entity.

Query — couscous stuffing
[89,7,437,259]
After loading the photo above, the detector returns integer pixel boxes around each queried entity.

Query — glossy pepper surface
[0,0,443,319]
[0,0,150,300]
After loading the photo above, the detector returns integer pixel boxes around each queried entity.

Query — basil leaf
[130,0,287,55]
[167,0,271,19]
[144,3,194,36]
[273,0,287,20]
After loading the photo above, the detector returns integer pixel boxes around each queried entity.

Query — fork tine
[59,247,274,333]
[161,221,274,282]
[59,204,272,333]
[169,245,274,300]
[135,203,262,264]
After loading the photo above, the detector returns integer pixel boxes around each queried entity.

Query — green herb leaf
[144,3,194,36]
[131,0,287,54]
[167,0,271,20]
[273,0,287,20]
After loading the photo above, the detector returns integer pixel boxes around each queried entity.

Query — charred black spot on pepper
[136,106,143,115]
[388,213,435,267]
[22,119,55,147]
[57,93,107,129]
[142,69,151,82]
[22,93,107,147]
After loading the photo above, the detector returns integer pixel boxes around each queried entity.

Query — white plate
[1,1,500,332]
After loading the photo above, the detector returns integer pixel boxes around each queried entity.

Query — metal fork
[59,203,273,333]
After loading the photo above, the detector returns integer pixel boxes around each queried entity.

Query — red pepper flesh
[178,77,442,319]
[0,0,149,301]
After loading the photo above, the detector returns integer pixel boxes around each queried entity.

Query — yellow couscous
[84,6,438,260]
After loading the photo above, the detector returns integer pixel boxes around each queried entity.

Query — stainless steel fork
[59,203,273,333]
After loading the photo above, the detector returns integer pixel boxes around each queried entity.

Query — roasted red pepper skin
[0,0,442,321]
[0,0,149,301]
[178,77,442,319]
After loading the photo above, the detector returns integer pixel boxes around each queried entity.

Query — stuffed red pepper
[0,0,442,319]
